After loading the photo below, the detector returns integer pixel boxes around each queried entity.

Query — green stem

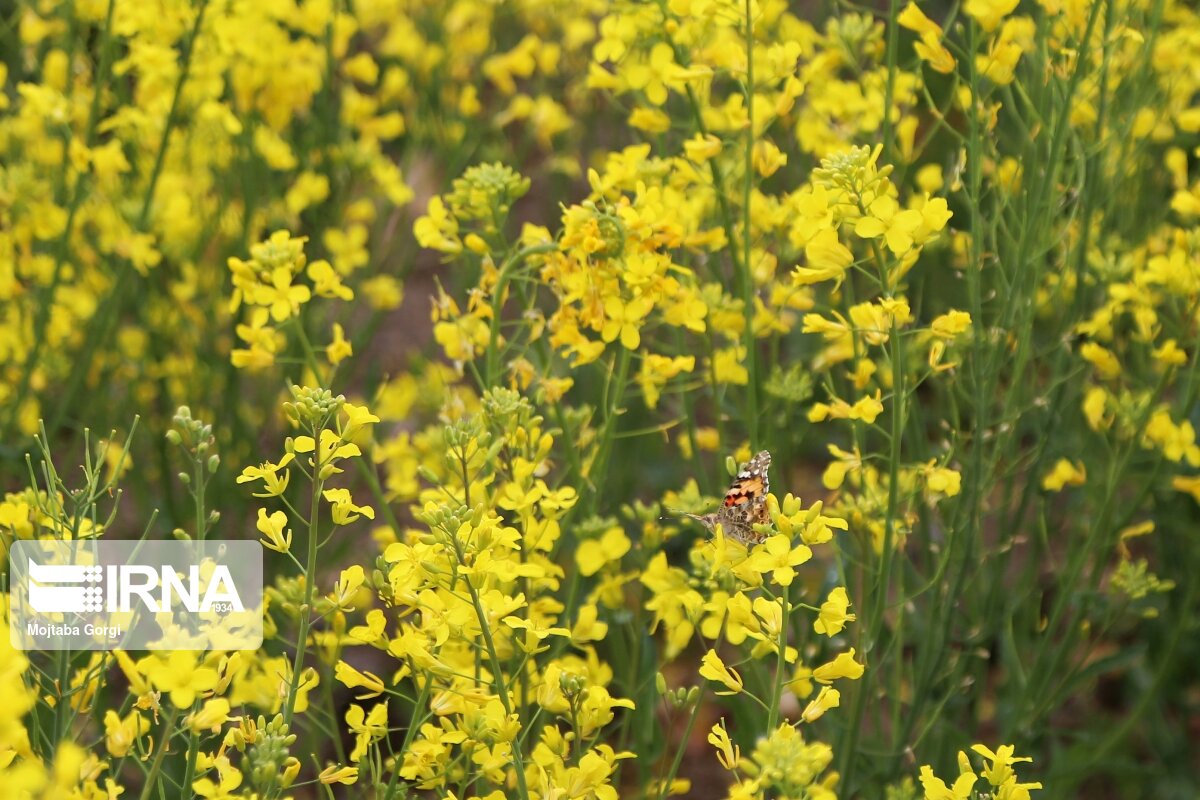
[766,583,789,732]
[654,692,706,800]
[138,705,181,800]
[181,701,202,794]
[456,549,531,800]
[484,243,558,387]
[741,0,760,446]
[283,437,323,727]
[839,246,907,792]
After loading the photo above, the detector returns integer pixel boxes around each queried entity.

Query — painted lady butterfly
[684,450,772,545]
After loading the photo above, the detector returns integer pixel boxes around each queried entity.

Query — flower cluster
[4,0,1200,797]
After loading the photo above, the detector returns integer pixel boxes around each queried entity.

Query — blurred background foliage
[1,0,1199,797]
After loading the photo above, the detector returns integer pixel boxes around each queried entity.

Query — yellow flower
[576,526,631,577]
[976,38,1023,85]
[571,603,609,644]
[601,295,653,349]
[930,310,972,339]
[193,753,243,798]
[800,686,841,723]
[855,195,924,255]
[1041,459,1086,491]
[712,346,750,385]
[924,464,962,498]
[918,763,977,800]
[684,133,723,162]
[285,171,331,215]
[1080,341,1122,379]
[970,743,1033,788]
[623,41,677,105]
[813,587,856,637]
[753,139,788,177]
[503,615,571,645]
[1082,386,1110,431]
[329,564,367,610]
[813,649,865,683]
[898,2,943,38]
[809,392,885,425]
[254,267,312,322]
[964,0,1020,32]
[1172,474,1200,505]
[319,765,359,785]
[699,650,744,695]
[187,698,231,734]
[899,3,958,73]
[294,429,362,475]
[308,261,354,303]
[747,534,813,587]
[628,106,672,133]
[1143,408,1200,465]
[793,228,854,286]
[237,454,294,497]
[326,323,353,366]
[708,720,741,771]
[103,710,149,757]
[342,402,381,436]
[334,660,386,699]
[256,508,292,553]
[139,652,218,708]
[347,702,389,762]
[414,196,462,254]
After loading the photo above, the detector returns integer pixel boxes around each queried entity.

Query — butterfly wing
[719,450,771,538]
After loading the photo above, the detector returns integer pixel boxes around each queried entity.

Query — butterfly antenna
[660,509,705,524]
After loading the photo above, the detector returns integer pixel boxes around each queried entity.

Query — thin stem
[654,692,707,800]
[766,583,790,732]
[138,705,181,800]
[455,543,531,800]
[282,434,323,727]
[741,0,760,446]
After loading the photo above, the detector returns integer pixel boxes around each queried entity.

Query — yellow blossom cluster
[5,0,1200,797]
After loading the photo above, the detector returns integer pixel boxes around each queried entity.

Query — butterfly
[682,450,772,546]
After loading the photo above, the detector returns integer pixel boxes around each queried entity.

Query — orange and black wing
[721,450,771,524]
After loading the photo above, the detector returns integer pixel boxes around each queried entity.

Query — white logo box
[9,539,263,651]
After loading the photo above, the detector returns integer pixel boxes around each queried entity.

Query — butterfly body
[685,450,772,545]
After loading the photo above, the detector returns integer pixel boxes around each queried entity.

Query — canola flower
[2,0,1199,797]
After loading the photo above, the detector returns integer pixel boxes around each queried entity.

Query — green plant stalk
[484,242,559,387]
[741,0,760,447]
[879,0,901,166]
[1018,368,1177,731]
[180,701,202,795]
[138,705,181,800]
[1088,573,1195,769]
[766,582,790,732]
[838,240,907,790]
[675,78,745,287]
[654,691,707,800]
[454,542,532,800]
[980,1,1121,742]
[282,443,323,727]
[586,346,633,517]
[976,0,1105,419]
